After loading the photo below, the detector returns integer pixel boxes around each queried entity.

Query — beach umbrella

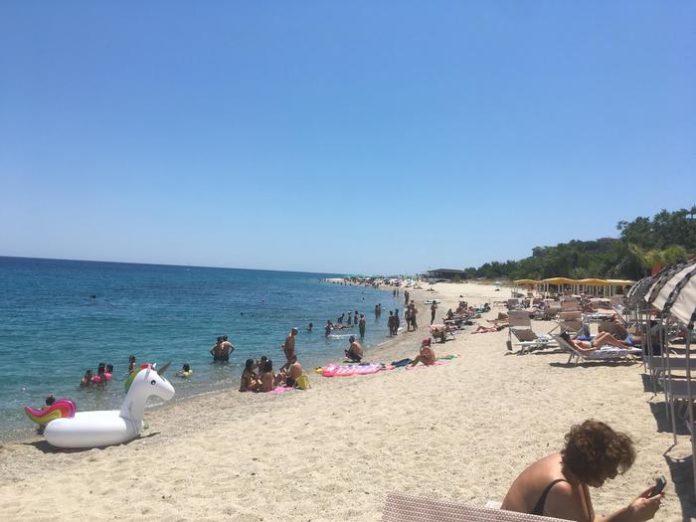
[647,260,696,495]
[648,261,696,326]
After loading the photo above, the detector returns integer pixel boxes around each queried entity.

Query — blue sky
[1,1,694,274]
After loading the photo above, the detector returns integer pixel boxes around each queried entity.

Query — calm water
[0,257,399,440]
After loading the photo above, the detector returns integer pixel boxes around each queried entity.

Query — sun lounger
[383,492,568,521]
[507,311,556,354]
[552,335,641,365]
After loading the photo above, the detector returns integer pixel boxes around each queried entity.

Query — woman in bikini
[502,419,662,521]
[560,331,632,353]
[409,338,436,367]
[239,359,259,392]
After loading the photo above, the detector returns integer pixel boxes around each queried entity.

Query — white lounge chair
[552,335,641,365]
[507,311,556,355]
[383,492,568,521]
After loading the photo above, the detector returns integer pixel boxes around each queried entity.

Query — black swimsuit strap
[531,479,568,516]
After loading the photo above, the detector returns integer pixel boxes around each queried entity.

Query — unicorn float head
[44,363,175,449]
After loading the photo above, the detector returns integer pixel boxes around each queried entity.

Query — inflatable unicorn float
[39,363,175,449]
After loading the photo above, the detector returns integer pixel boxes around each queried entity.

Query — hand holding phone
[651,475,666,496]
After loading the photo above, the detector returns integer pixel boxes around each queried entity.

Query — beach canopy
[513,279,540,286]
[576,278,609,286]
[605,279,635,286]
[541,277,576,285]
[645,260,696,327]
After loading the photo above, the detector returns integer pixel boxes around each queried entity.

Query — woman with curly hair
[501,419,662,521]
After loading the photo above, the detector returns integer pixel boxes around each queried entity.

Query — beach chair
[552,335,641,366]
[552,311,586,336]
[383,492,568,522]
[560,298,580,312]
[541,300,561,321]
[507,311,556,355]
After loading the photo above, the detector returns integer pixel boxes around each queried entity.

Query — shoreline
[1,281,689,520]
[0,282,423,447]
[0,279,398,445]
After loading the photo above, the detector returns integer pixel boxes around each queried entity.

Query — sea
[0,257,401,441]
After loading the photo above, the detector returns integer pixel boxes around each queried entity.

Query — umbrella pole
[686,323,695,497]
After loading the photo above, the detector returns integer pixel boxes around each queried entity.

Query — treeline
[461,208,696,281]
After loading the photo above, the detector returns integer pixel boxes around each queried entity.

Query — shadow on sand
[23,431,160,454]
[547,360,639,369]
[648,401,690,436]
[664,452,696,521]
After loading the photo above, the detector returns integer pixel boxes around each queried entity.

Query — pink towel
[270,386,294,394]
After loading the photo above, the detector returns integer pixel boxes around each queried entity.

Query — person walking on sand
[404,289,410,306]
[280,327,299,372]
[430,301,438,324]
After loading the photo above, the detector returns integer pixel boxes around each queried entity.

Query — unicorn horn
[157,362,172,376]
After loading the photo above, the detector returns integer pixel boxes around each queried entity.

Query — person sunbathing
[472,324,506,333]
[560,331,631,353]
[409,338,436,367]
[257,359,277,392]
[502,419,662,520]
[239,359,259,392]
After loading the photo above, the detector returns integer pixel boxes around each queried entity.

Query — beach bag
[295,373,311,390]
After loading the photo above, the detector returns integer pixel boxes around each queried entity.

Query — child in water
[176,363,193,378]
[80,369,93,388]
[36,394,56,434]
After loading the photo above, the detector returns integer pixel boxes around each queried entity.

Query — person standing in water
[358,314,366,338]
[281,327,299,372]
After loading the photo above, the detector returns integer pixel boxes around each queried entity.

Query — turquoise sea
[0,257,399,441]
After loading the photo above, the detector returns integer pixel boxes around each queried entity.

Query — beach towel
[270,386,294,394]
[405,360,449,370]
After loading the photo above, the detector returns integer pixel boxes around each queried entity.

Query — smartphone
[651,475,667,496]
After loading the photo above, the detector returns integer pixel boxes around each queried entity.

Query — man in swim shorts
[210,337,230,362]
[345,336,364,362]
[281,327,299,371]
[286,358,303,387]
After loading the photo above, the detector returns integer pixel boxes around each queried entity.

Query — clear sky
[1,1,694,275]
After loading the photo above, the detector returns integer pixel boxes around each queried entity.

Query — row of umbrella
[626,260,696,495]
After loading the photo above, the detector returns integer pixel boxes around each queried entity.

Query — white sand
[0,282,690,520]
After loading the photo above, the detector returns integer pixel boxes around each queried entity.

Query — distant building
[423,268,467,282]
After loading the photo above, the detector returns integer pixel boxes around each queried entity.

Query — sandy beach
[0,282,692,521]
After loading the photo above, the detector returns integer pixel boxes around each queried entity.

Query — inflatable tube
[353,363,382,375]
[322,364,338,377]
[24,399,76,425]
[335,365,356,377]
[45,365,174,449]
[177,370,193,378]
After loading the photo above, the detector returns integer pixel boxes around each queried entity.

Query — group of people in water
[79,362,114,388]
[324,309,368,339]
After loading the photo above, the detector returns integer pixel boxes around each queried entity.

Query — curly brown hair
[561,419,636,484]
